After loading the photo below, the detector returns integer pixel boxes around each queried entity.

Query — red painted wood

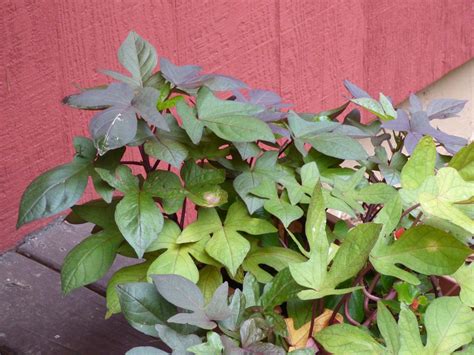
[1,0,472,250]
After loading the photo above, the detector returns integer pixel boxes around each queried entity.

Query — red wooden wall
[1,0,472,251]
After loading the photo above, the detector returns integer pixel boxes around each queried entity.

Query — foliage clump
[18,32,474,354]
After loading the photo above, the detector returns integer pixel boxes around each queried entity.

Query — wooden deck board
[0,252,154,354]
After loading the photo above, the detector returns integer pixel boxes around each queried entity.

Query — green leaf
[144,135,188,168]
[106,261,150,317]
[452,263,474,307]
[146,220,200,283]
[117,282,176,337]
[91,147,125,203]
[424,297,474,354]
[118,31,157,86]
[197,87,275,143]
[371,225,470,284]
[234,142,261,160]
[143,170,185,214]
[243,246,306,283]
[376,301,400,354]
[401,136,436,190]
[287,299,313,329]
[233,171,265,213]
[242,272,260,307]
[379,93,397,120]
[304,133,368,160]
[350,97,387,121]
[223,200,277,236]
[115,190,164,258]
[188,331,223,354]
[148,248,199,283]
[290,183,328,292]
[17,159,90,227]
[61,230,122,294]
[316,324,386,354]
[306,183,328,253]
[73,136,96,160]
[354,183,398,204]
[260,268,304,311]
[71,199,118,230]
[325,223,381,288]
[398,304,424,354]
[95,165,139,193]
[288,110,339,138]
[415,167,474,234]
[205,228,250,277]
[176,100,204,144]
[264,197,303,228]
[177,208,222,244]
[449,142,474,181]
[197,266,223,303]
[198,202,275,276]
[181,161,228,208]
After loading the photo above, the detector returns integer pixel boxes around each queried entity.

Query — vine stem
[400,203,421,219]
[308,300,318,339]
[120,161,144,166]
[179,198,187,228]
[139,145,152,173]
[363,273,381,315]
[328,264,372,324]
[362,289,397,327]
[151,159,161,170]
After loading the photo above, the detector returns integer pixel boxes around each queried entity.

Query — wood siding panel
[1,0,472,250]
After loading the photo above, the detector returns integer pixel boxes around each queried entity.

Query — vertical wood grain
[1,0,472,250]
[175,0,280,92]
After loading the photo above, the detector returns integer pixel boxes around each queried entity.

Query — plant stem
[120,161,145,166]
[400,203,421,219]
[139,145,152,173]
[278,139,292,157]
[308,300,318,339]
[151,159,161,170]
[179,198,187,228]
[329,264,372,324]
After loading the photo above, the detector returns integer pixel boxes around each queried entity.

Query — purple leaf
[152,274,205,312]
[381,109,410,131]
[132,87,168,130]
[65,83,134,109]
[409,93,423,113]
[427,98,468,120]
[204,282,232,321]
[160,57,201,88]
[247,89,284,108]
[404,132,423,154]
[167,310,216,330]
[382,109,467,154]
[199,73,247,91]
[160,57,247,91]
[89,107,137,155]
[343,80,371,99]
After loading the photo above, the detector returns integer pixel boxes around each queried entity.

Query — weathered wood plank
[17,219,139,294]
[0,252,153,354]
